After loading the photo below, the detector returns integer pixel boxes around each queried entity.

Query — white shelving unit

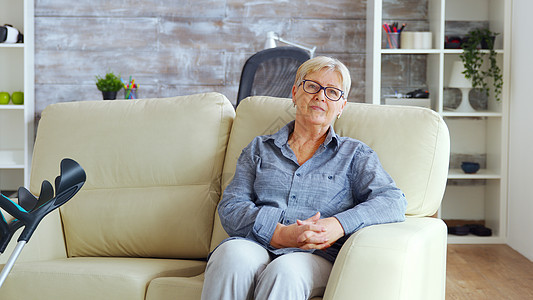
[367,0,511,244]
[0,0,34,192]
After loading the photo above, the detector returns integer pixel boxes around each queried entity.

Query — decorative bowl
[461,162,480,174]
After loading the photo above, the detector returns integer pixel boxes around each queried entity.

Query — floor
[446,244,533,299]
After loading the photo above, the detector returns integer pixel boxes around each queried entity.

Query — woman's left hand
[296,213,345,250]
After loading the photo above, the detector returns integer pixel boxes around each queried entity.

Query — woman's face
[292,68,347,129]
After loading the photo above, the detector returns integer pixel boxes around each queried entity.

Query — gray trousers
[201,239,333,300]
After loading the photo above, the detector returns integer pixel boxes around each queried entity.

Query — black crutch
[0,158,86,287]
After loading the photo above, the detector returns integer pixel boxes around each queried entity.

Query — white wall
[508,0,533,261]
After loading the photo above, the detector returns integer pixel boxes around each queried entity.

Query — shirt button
[328,175,333,179]
[291,195,296,199]
[296,173,301,177]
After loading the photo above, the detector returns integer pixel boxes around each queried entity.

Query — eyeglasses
[300,80,344,101]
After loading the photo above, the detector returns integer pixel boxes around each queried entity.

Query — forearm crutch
[0,158,86,288]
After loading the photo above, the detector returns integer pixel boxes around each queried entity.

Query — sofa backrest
[31,93,235,259]
[210,96,449,251]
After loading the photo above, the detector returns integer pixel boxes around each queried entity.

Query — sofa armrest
[323,217,447,300]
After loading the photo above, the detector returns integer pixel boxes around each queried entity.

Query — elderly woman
[201,56,407,300]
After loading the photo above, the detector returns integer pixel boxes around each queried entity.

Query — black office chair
[236,47,310,106]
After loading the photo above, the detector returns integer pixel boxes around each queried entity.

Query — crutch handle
[0,158,85,249]
[17,159,85,243]
[0,194,29,222]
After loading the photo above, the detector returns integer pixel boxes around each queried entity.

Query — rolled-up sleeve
[218,141,284,247]
[334,146,407,235]
[252,206,284,245]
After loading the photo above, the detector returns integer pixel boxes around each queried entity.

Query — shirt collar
[269,120,340,150]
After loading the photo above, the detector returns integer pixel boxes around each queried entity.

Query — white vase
[455,87,475,112]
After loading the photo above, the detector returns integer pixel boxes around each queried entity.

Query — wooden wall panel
[36,17,159,51]
[287,19,366,53]
[158,18,266,52]
[226,0,366,19]
[33,0,428,114]
[382,0,427,20]
[35,0,226,17]
[35,50,225,85]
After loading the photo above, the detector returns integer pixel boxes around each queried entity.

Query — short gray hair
[293,56,351,99]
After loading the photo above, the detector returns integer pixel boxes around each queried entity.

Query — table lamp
[448,61,475,112]
[264,31,316,58]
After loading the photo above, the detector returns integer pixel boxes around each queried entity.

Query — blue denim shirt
[218,121,407,262]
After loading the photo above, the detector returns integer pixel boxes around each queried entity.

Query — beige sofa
[0,92,449,299]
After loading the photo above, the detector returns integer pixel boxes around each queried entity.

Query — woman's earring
[337,113,341,119]
[293,102,296,108]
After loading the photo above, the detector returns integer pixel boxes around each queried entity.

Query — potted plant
[95,72,123,100]
[459,29,503,102]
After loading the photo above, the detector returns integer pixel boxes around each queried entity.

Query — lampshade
[264,31,277,49]
[448,61,473,88]
[263,31,316,58]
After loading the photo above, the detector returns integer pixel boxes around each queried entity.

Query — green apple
[11,91,23,105]
[0,92,9,104]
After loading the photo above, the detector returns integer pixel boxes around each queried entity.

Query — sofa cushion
[333,102,449,217]
[145,273,324,300]
[31,93,235,258]
[146,274,204,300]
[0,257,206,300]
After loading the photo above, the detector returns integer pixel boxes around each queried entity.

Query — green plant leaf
[459,29,503,101]
[95,72,123,92]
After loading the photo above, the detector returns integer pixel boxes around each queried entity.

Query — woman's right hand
[270,212,328,249]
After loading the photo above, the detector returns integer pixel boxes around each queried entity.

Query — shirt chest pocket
[303,173,352,214]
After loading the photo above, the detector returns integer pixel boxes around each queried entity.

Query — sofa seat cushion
[146,273,204,300]
[145,274,325,300]
[0,257,206,300]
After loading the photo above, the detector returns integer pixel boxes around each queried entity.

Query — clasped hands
[270,212,345,250]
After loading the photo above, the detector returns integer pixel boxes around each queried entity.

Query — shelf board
[380,49,504,55]
[0,164,24,169]
[0,44,24,48]
[0,105,25,110]
[0,150,24,168]
[441,110,502,118]
[448,234,506,244]
[443,49,504,54]
[381,49,441,54]
[448,169,501,179]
